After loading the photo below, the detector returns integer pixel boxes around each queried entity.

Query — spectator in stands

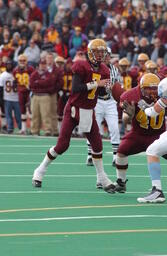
[46,24,59,44]
[93,9,106,36]
[54,36,68,58]
[135,9,154,42]
[60,23,71,47]
[27,0,43,24]
[69,26,88,59]
[60,8,72,28]
[150,37,166,62]
[72,9,89,33]
[117,19,133,45]
[24,39,40,67]
[118,36,135,61]
[0,0,8,25]
[103,18,118,43]
[20,1,29,21]
[6,0,22,25]
[41,35,54,52]
[156,23,167,46]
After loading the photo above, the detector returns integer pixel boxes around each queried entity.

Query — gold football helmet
[145,60,157,74]
[140,73,160,101]
[137,53,149,62]
[119,57,130,73]
[87,39,107,65]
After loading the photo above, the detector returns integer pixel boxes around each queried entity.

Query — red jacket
[30,69,55,94]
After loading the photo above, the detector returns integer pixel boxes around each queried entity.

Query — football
[111,82,125,102]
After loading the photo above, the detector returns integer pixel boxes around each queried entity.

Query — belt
[98,95,111,101]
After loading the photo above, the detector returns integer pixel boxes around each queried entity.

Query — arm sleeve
[72,73,88,93]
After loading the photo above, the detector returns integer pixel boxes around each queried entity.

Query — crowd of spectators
[0,0,167,66]
[1,0,167,135]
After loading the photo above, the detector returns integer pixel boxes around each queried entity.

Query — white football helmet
[158,77,167,99]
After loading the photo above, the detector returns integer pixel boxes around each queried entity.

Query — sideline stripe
[1,214,167,222]
[0,229,167,237]
[0,203,165,213]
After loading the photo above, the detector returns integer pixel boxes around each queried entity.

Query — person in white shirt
[137,77,167,203]
[0,59,21,134]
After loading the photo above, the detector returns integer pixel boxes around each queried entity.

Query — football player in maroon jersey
[32,39,116,193]
[13,54,34,134]
[114,73,166,193]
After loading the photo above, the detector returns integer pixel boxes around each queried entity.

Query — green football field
[0,135,167,256]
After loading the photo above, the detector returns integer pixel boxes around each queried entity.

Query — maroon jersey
[120,86,166,136]
[49,64,64,94]
[70,60,110,109]
[63,70,72,93]
[13,66,35,92]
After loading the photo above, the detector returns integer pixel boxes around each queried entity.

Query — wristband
[87,81,98,90]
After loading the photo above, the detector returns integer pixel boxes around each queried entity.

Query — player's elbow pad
[86,81,98,90]
[145,107,159,117]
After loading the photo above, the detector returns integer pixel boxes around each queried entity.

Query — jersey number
[15,73,29,88]
[136,109,165,129]
[5,80,17,93]
[88,73,101,100]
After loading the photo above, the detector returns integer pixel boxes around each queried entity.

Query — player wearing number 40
[32,39,124,193]
[113,73,166,194]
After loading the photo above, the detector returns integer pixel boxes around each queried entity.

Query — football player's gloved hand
[122,100,135,119]
[138,99,154,111]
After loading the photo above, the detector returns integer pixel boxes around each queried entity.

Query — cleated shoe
[86,156,94,166]
[137,186,166,203]
[96,182,103,189]
[32,179,42,188]
[103,183,116,194]
[114,178,128,193]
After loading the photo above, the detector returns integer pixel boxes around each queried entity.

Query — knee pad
[116,155,128,169]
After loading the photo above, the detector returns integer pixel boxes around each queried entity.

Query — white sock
[21,121,27,132]
[93,158,111,186]
[152,180,162,190]
[33,146,57,181]
[116,169,127,182]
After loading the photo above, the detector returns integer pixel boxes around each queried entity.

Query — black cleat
[115,178,128,193]
[103,183,116,194]
[96,182,103,189]
[32,179,42,188]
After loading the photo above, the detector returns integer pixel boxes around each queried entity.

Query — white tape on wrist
[87,81,98,90]
[145,107,159,117]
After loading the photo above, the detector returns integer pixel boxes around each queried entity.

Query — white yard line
[0,214,167,222]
